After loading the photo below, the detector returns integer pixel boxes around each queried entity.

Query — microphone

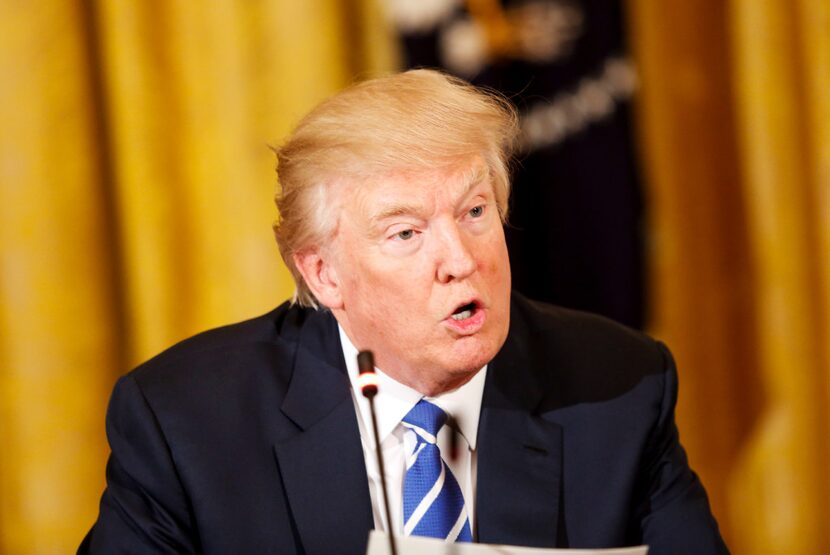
[357,350,397,555]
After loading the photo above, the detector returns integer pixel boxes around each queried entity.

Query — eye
[469,205,485,218]
[395,229,415,240]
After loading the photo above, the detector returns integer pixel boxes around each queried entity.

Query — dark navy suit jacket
[80,293,728,554]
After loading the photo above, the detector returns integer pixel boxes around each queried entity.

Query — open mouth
[450,301,478,321]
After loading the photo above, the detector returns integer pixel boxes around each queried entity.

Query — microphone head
[356,350,378,398]
[357,350,375,374]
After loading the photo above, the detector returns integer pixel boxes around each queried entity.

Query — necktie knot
[401,399,447,440]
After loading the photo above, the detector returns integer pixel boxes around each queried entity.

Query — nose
[435,220,477,283]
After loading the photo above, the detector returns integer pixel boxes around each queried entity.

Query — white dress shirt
[339,325,486,536]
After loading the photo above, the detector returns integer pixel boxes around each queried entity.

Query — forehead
[347,159,491,219]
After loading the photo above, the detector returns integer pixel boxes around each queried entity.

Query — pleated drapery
[728,1,830,553]
[0,1,395,552]
[631,1,830,552]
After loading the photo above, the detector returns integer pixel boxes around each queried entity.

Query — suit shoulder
[512,292,661,351]
[128,301,325,387]
[508,292,669,388]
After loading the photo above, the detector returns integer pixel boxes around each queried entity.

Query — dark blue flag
[388,0,645,328]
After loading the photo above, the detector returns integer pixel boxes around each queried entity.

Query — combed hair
[273,69,519,307]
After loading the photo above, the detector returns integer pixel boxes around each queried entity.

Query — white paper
[366,531,648,555]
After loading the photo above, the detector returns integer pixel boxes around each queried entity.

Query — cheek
[367,252,435,294]
[499,243,511,281]
[481,233,510,276]
[348,266,417,321]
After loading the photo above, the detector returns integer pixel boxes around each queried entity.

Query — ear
[293,248,343,309]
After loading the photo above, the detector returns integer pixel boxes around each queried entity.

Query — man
[81,70,728,554]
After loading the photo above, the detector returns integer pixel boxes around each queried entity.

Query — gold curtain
[0,1,395,552]
[630,0,830,552]
[728,1,830,553]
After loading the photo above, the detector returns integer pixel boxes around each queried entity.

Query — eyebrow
[367,164,491,226]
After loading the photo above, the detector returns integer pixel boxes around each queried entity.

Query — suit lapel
[476,304,564,547]
[273,310,374,555]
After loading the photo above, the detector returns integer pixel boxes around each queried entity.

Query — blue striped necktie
[401,399,472,542]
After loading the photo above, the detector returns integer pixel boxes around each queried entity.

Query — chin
[446,336,500,373]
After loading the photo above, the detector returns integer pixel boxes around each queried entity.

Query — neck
[387,367,478,398]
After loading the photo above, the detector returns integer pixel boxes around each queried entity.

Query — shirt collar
[340,324,486,451]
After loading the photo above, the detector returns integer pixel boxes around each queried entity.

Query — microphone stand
[357,351,397,555]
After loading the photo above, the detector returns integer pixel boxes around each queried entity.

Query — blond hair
[273,69,519,306]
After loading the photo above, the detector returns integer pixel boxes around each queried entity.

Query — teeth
[451,309,473,320]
